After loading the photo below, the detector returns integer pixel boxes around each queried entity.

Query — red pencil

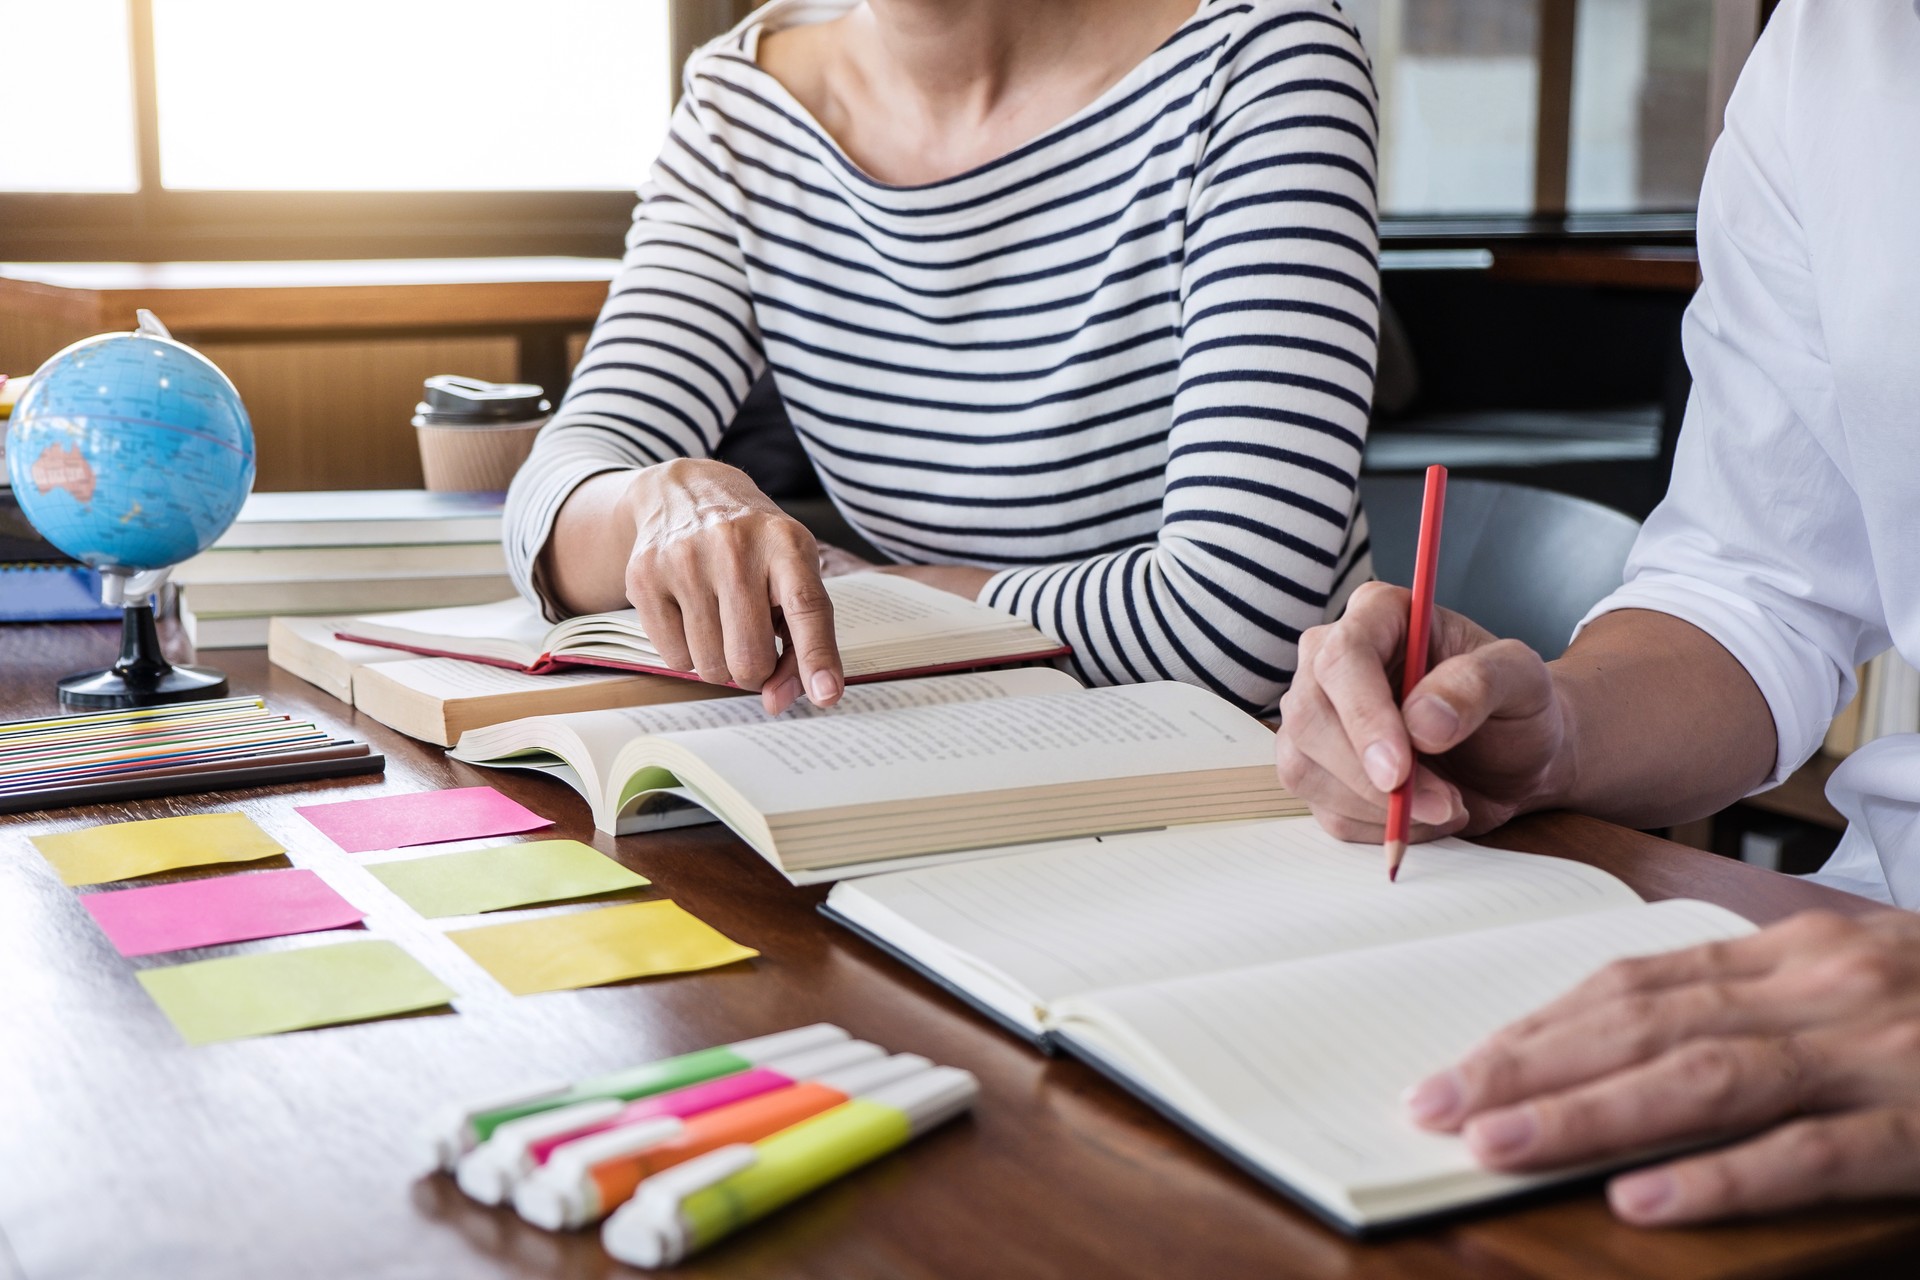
[1386,464,1448,882]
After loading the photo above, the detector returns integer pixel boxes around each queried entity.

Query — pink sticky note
[81,868,364,958]
[294,786,552,854]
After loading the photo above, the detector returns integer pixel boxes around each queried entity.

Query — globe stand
[58,570,228,709]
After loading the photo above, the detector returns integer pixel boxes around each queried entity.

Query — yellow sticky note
[30,811,284,887]
[448,900,757,996]
[136,939,455,1046]
[367,839,648,918]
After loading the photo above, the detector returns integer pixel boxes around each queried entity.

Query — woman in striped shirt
[505,0,1380,717]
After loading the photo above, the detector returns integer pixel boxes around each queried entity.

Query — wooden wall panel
[0,312,95,381]
[193,337,520,492]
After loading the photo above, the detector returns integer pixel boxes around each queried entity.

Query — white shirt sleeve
[1577,9,1890,790]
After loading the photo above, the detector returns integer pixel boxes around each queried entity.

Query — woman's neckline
[737,0,1217,196]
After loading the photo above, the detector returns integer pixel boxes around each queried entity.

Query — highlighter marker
[456,1039,883,1204]
[513,1053,932,1230]
[420,1023,848,1171]
[602,1066,979,1268]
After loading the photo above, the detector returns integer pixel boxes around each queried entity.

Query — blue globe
[6,328,254,573]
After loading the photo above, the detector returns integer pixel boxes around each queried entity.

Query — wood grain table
[3,624,1917,1280]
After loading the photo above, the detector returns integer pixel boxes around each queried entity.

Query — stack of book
[178,490,511,649]
[1822,649,1920,758]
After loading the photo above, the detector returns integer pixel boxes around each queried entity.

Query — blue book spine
[0,563,122,622]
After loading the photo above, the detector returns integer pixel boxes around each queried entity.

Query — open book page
[658,682,1270,817]
[831,819,1649,1009]
[347,598,549,665]
[1051,899,1755,1224]
[452,667,1083,800]
[819,573,1035,640]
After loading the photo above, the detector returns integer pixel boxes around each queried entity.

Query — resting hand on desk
[1403,909,1920,1225]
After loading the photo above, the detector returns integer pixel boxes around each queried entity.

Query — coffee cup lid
[423,374,550,422]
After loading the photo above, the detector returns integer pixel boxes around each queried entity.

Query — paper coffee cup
[414,415,547,492]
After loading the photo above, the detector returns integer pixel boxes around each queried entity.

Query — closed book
[176,540,507,584]
[266,615,421,703]
[181,574,516,616]
[212,489,503,549]
[0,562,120,622]
[352,656,729,747]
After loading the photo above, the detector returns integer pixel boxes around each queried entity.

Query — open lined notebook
[824,818,1755,1232]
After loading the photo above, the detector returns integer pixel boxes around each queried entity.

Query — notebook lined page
[837,819,1646,1003]
[1052,899,1755,1209]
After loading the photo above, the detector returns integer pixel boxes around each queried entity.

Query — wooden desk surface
[3,625,1916,1280]
[0,257,618,335]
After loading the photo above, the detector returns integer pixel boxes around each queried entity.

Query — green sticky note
[448,900,756,996]
[136,939,455,1045]
[366,839,648,918]
[31,811,283,887]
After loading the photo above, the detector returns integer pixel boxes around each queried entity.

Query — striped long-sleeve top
[505,0,1380,714]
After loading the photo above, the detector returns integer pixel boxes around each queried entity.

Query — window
[149,0,671,192]
[1342,0,1742,222]
[1569,0,1714,212]
[0,0,738,260]
[1347,0,1543,216]
[0,1,139,193]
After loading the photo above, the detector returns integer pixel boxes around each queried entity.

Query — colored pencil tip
[1385,839,1406,882]
[1389,863,1399,883]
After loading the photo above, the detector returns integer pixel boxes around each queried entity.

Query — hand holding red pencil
[1274,486,1571,852]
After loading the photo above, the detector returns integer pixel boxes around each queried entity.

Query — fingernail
[1402,1070,1462,1127]
[808,670,841,703]
[1363,742,1400,791]
[770,676,802,710]
[1610,1170,1676,1222]
[1467,1107,1537,1160]
[1404,695,1459,746]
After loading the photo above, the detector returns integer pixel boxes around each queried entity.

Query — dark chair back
[1358,476,1642,660]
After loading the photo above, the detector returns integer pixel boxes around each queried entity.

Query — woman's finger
[629,589,693,673]
[773,558,842,706]
[714,571,780,691]
[760,624,804,715]
[679,591,732,686]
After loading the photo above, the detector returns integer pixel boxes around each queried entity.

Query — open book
[450,671,1305,882]
[823,818,1756,1232]
[338,572,1068,682]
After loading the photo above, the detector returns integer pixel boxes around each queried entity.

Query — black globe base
[57,601,229,709]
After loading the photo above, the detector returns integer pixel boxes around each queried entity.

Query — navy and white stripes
[506,0,1380,714]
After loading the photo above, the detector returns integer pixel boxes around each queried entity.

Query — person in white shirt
[1271,0,1920,1227]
